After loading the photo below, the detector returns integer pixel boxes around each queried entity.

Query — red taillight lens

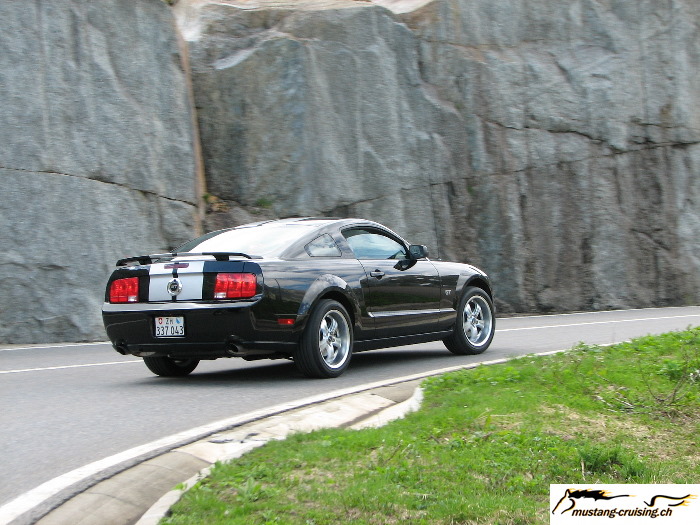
[109,277,139,303]
[214,273,257,299]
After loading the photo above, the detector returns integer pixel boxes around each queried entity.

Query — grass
[162,328,700,524]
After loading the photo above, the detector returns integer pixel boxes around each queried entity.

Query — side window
[305,234,342,257]
[343,229,408,260]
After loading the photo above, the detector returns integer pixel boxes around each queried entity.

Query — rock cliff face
[0,0,200,343]
[178,0,700,313]
[1,0,698,344]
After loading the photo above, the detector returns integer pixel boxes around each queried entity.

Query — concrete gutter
[31,381,424,525]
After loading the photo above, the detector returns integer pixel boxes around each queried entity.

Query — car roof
[234,217,340,229]
[233,217,390,232]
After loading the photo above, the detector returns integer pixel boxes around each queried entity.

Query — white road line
[0,360,141,374]
[498,314,700,332]
[503,305,698,320]
[0,342,110,352]
[3,313,698,372]
[1,308,697,352]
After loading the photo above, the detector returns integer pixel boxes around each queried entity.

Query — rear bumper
[102,301,297,359]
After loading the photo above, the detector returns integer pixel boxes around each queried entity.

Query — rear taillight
[214,273,257,299]
[109,277,139,303]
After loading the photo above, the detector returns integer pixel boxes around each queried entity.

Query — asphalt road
[1,306,699,509]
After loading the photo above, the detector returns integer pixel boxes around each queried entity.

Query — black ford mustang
[102,218,495,378]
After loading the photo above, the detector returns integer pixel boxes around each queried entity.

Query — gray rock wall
[178,0,700,312]
[1,0,697,344]
[0,0,200,343]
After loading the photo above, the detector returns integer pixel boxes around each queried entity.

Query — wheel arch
[315,290,356,326]
[453,274,494,310]
[296,274,361,333]
[465,276,493,298]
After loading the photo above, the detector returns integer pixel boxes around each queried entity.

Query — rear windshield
[175,223,321,257]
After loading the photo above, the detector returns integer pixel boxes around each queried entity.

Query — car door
[342,227,441,339]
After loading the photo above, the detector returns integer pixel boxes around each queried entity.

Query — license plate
[154,316,185,337]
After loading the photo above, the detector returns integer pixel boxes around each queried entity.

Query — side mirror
[409,244,429,259]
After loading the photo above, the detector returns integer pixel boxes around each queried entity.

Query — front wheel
[143,356,199,377]
[443,287,495,355]
[295,299,353,378]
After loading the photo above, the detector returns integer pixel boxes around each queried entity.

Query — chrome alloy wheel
[462,295,493,348]
[318,309,351,369]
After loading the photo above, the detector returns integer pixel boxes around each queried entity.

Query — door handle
[370,270,385,279]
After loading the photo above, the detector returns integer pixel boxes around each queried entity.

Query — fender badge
[167,278,183,297]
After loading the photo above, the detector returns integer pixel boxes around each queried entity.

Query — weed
[233,477,266,503]
[202,193,228,212]
[577,443,650,480]
[255,197,274,208]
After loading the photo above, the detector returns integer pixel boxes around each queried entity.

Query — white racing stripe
[148,262,205,302]
[498,314,700,332]
[0,360,141,375]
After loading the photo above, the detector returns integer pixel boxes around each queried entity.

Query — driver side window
[343,229,408,260]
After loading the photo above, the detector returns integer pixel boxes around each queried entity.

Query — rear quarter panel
[259,258,371,340]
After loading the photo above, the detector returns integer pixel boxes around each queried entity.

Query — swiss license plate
[154,316,185,337]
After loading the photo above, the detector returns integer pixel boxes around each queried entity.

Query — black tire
[443,286,495,355]
[295,299,353,378]
[143,356,199,377]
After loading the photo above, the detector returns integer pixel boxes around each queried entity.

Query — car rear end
[102,254,291,360]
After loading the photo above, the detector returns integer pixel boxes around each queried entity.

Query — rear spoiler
[116,252,262,266]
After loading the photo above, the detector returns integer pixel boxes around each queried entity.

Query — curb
[25,380,426,525]
[137,385,424,525]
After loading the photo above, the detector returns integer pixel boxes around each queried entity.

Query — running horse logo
[644,494,696,508]
[552,489,631,515]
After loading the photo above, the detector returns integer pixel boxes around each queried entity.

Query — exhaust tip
[225,338,244,355]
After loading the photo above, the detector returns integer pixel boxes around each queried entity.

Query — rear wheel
[143,356,199,377]
[443,287,495,355]
[295,299,353,378]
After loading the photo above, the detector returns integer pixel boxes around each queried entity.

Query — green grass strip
[163,328,700,524]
